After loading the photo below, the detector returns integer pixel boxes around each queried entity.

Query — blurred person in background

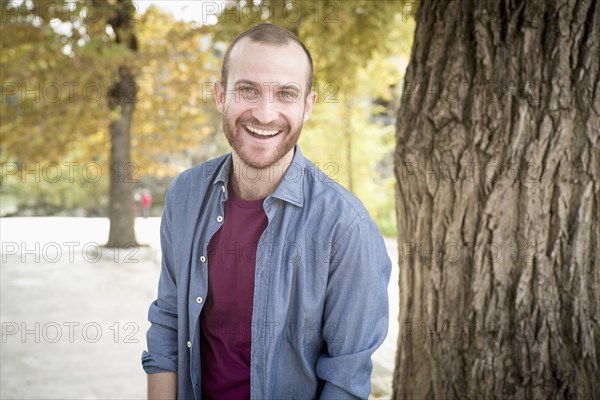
[140,189,152,218]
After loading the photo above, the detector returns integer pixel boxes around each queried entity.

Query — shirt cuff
[141,350,177,374]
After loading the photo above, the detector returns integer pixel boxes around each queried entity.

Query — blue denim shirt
[142,146,391,399]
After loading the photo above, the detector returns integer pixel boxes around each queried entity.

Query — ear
[302,91,317,122]
[214,81,225,113]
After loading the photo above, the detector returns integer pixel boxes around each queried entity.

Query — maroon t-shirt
[200,181,268,400]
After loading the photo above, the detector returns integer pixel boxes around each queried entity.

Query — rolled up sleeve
[317,217,392,399]
[142,185,179,374]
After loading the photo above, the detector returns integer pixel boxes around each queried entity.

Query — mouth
[243,124,282,140]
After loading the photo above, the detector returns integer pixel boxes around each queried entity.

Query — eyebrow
[279,84,301,93]
[233,80,301,93]
[233,79,259,87]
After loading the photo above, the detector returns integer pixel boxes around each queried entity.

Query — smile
[244,124,281,139]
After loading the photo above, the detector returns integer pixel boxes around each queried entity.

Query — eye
[238,85,260,101]
[240,86,257,94]
[281,90,299,101]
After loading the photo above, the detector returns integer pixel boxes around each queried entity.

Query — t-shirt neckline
[227,180,266,210]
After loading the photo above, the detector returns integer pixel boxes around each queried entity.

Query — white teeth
[246,125,279,136]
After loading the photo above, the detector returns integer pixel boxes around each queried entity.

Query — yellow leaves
[200,126,213,137]
[2,0,414,227]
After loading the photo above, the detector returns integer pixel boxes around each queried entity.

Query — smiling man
[142,23,391,399]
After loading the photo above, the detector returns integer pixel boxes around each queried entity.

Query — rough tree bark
[103,0,138,247]
[393,0,599,398]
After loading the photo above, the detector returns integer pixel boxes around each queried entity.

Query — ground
[0,217,399,399]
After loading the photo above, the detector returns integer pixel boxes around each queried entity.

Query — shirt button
[216,215,223,222]
[221,185,225,192]
[196,297,203,304]
[200,255,206,263]
[187,341,192,348]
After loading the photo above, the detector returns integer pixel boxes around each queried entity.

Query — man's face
[214,38,316,169]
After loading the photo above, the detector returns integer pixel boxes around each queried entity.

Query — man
[142,23,391,399]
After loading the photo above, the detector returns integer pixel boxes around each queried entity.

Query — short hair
[220,23,314,96]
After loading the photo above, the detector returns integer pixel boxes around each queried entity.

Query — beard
[222,111,303,170]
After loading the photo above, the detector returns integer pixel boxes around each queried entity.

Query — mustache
[238,118,287,131]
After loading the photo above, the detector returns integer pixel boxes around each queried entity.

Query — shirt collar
[213,145,305,208]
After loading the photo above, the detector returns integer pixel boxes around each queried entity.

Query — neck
[230,149,295,200]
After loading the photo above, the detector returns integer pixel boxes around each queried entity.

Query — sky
[134,0,226,24]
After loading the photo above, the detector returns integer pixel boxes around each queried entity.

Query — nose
[251,92,278,125]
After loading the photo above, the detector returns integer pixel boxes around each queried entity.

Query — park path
[0,217,398,399]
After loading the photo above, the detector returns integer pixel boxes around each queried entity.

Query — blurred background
[1,0,415,398]
[1,0,415,237]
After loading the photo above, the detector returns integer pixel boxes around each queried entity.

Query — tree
[97,0,139,247]
[1,1,216,244]
[393,0,599,398]
[0,0,113,163]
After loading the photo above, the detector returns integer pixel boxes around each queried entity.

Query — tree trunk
[393,0,599,399]
[106,65,137,247]
[105,0,138,248]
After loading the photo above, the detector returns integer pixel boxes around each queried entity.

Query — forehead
[227,38,309,88]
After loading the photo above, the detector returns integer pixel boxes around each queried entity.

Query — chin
[242,155,279,170]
